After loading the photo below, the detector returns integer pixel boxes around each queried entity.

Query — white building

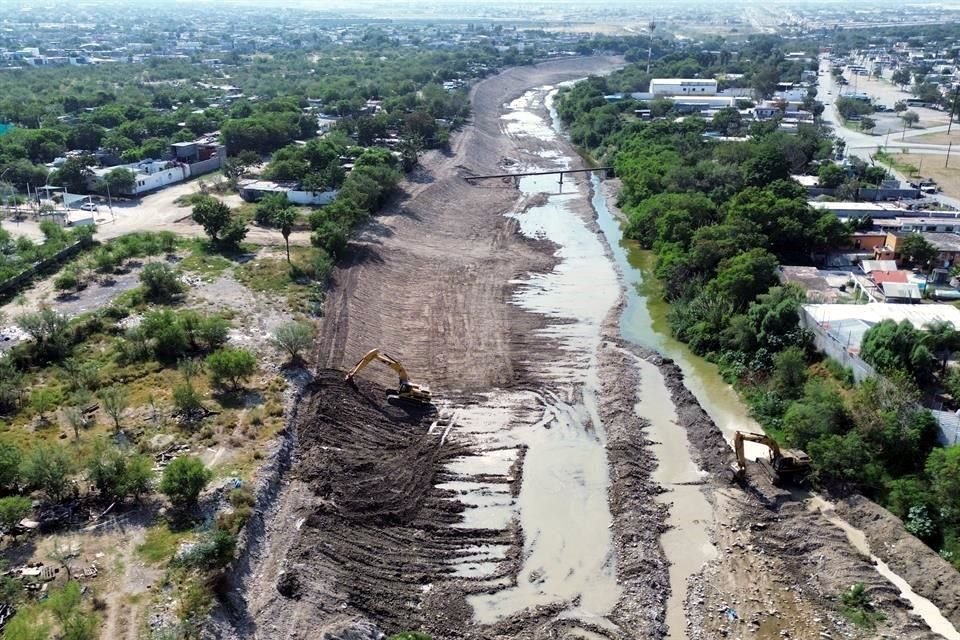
[89,160,189,196]
[649,78,718,97]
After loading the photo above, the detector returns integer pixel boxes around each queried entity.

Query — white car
[80,202,98,212]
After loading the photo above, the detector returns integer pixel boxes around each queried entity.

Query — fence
[798,306,877,382]
[0,239,90,297]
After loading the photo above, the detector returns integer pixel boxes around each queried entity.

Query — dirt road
[216,57,960,640]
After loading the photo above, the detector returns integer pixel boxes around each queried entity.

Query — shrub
[175,527,236,570]
[206,348,257,390]
[86,439,153,501]
[142,309,190,361]
[53,269,80,292]
[20,444,75,502]
[17,308,71,361]
[840,582,885,629]
[0,440,22,492]
[271,322,314,362]
[196,316,230,351]
[140,262,185,302]
[0,496,31,532]
[172,381,203,414]
[159,456,211,509]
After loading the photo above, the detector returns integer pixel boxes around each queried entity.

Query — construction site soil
[213,57,960,640]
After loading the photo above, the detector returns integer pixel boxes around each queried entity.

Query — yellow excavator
[730,431,812,486]
[344,348,433,405]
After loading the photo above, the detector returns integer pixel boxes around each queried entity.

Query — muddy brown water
[453,87,623,632]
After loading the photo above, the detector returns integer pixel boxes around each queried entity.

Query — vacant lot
[890,153,960,198]
[913,130,960,146]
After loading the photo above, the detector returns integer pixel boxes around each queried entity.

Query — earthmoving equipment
[730,430,811,486]
[344,348,433,405]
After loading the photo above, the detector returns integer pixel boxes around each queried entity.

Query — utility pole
[947,141,953,169]
[948,84,960,135]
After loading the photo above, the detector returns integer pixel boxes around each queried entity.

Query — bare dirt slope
[316,57,622,391]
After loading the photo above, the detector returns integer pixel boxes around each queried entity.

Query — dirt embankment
[838,495,960,629]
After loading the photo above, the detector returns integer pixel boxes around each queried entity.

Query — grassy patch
[173,192,211,209]
[137,522,193,565]
[840,583,886,629]
[233,247,326,312]
[179,245,234,280]
[874,150,920,176]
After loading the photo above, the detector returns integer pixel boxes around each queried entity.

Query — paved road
[817,56,960,209]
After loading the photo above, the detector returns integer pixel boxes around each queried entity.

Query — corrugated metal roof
[881,282,922,299]
[804,302,960,328]
[871,270,909,284]
[861,259,898,273]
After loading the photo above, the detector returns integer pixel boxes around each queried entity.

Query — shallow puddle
[452,86,623,627]
[636,358,717,639]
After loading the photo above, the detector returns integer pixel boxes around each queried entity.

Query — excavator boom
[344,348,432,405]
[730,430,811,486]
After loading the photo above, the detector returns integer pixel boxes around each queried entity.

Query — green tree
[770,346,808,399]
[271,321,314,362]
[0,440,22,492]
[254,192,288,226]
[86,439,153,501]
[273,207,298,264]
[191,197,247,248]
[808,432,875,487]
[17,307,71,360]
[708,248,779,309]
[20,444,74,502]
[817,163,846,189]
[47,581,96,640]
[160,456,211,509]
[901,110,920,127]
[2,605,50,640]
[926,446,960,523]
[0,496,31,532]
[205,347,257,390]
[97,386,129,432]
[898,233,938,270]
[97,167,136,195]
[30,387,59,422]
[139,261,185,302]
[860,116,876,133]
[50,156,94,194]
[892,68,912,89]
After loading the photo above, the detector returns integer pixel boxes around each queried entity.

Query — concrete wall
[186,156,223,178]
[287,189,337,206]
[799,307,877,383]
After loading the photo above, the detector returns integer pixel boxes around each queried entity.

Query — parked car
[80,202,98,212]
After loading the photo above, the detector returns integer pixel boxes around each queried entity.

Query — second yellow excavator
[730,430,811,486]
[344,348,433,405]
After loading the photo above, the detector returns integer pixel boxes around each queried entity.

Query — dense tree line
[558,49,960,568]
